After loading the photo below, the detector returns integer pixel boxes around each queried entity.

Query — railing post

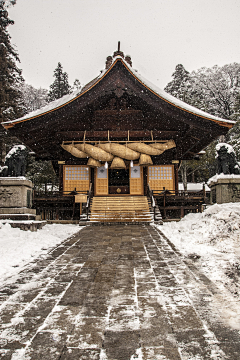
[86,205,89,221]
[86,182,92,222]
[203,183,206,198]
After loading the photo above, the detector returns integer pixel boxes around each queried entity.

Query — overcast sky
[7,0,240,91]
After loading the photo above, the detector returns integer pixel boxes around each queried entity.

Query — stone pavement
[0,225,240,359]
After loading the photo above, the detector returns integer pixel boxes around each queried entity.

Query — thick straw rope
[62,140,176,161]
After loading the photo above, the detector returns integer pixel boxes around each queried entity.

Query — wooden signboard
[75,194,87,203]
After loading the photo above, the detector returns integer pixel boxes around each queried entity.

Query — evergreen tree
[164,64,192,103]
[1,1,17,7]
[226,93,240,158]
[48,62,71,102]
[0,2,23,122]
[26,156,58,192]
[0,1,24,163]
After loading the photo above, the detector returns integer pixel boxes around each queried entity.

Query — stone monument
[208,143,240,204]
[0,145,36,220]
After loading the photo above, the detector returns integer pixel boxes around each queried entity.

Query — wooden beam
[56,130,178,140]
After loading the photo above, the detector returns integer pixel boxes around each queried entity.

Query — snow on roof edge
[2,56,235,128]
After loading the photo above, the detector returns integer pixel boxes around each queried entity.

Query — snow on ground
[160,202,240,297]
[0,223,82,286]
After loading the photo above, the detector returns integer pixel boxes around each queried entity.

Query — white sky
[7,0,240,91]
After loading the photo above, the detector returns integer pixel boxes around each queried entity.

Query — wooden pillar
[163,189,166,219]
[59,164,63,194]
[143,166,148,196]
[174,164,178,195]
[91,168,95,195]
[181,206,184,218]
[80,203,82,216]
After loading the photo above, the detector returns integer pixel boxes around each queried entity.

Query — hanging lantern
[87,158,101,167]
[138,154,153,166]
[110,157,126,169]
[130,160,134,167]
[104,161,108,169]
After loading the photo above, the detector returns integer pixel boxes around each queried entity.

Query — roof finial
[113,41,124,58]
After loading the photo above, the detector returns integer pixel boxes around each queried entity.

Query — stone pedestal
[0,177,36,220]
[208,175,240,204]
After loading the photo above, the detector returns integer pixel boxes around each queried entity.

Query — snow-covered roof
[2,56,235,129]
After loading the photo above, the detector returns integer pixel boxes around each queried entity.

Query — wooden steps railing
[90,196,152,222]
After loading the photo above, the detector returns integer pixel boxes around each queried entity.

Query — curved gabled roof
[2,56,235,129]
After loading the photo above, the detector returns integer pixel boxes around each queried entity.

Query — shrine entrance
[109,169,129,194]
[95,165,143,196]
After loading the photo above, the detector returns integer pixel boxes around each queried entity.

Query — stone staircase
[90,196,152,223]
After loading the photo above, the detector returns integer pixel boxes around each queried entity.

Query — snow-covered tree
[72,78,81,92]
[165,63,240,183]
[164,64,192,103]
[21,83,48,113]
[48,62,71,102]
[0,0,17,8]
[0,1,24,163]
[165,63,240,120]
[0,2,23,123]
[190,63,240,119]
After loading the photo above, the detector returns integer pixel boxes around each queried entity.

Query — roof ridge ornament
[113,41,124,58]
[105,42,132,69]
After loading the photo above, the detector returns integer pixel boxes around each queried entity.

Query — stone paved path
[0,225,240,359]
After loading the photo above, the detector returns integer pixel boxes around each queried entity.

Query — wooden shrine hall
[2,44,235,222]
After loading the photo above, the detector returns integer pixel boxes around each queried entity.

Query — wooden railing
[33,189,89,198]
[147,184,208,220]
[33,187,91,221]
[152,186,206,198]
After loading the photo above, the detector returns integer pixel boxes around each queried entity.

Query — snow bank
[0,223,82,285]
[160,203,240,292]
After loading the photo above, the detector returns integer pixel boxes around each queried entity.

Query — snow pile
[0,223,82,285]
[160,203,240,294]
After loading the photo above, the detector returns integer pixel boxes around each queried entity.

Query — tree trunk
[192,171,195,183]
[0,129,6,166]
[180,161,188,194]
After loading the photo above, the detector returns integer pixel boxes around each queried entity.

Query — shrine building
[2,45,235,221]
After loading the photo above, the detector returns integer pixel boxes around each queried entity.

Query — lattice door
[130,165,143,195]
[148,165,174,191]
[63,165,90,193]
[95,166,108,195]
